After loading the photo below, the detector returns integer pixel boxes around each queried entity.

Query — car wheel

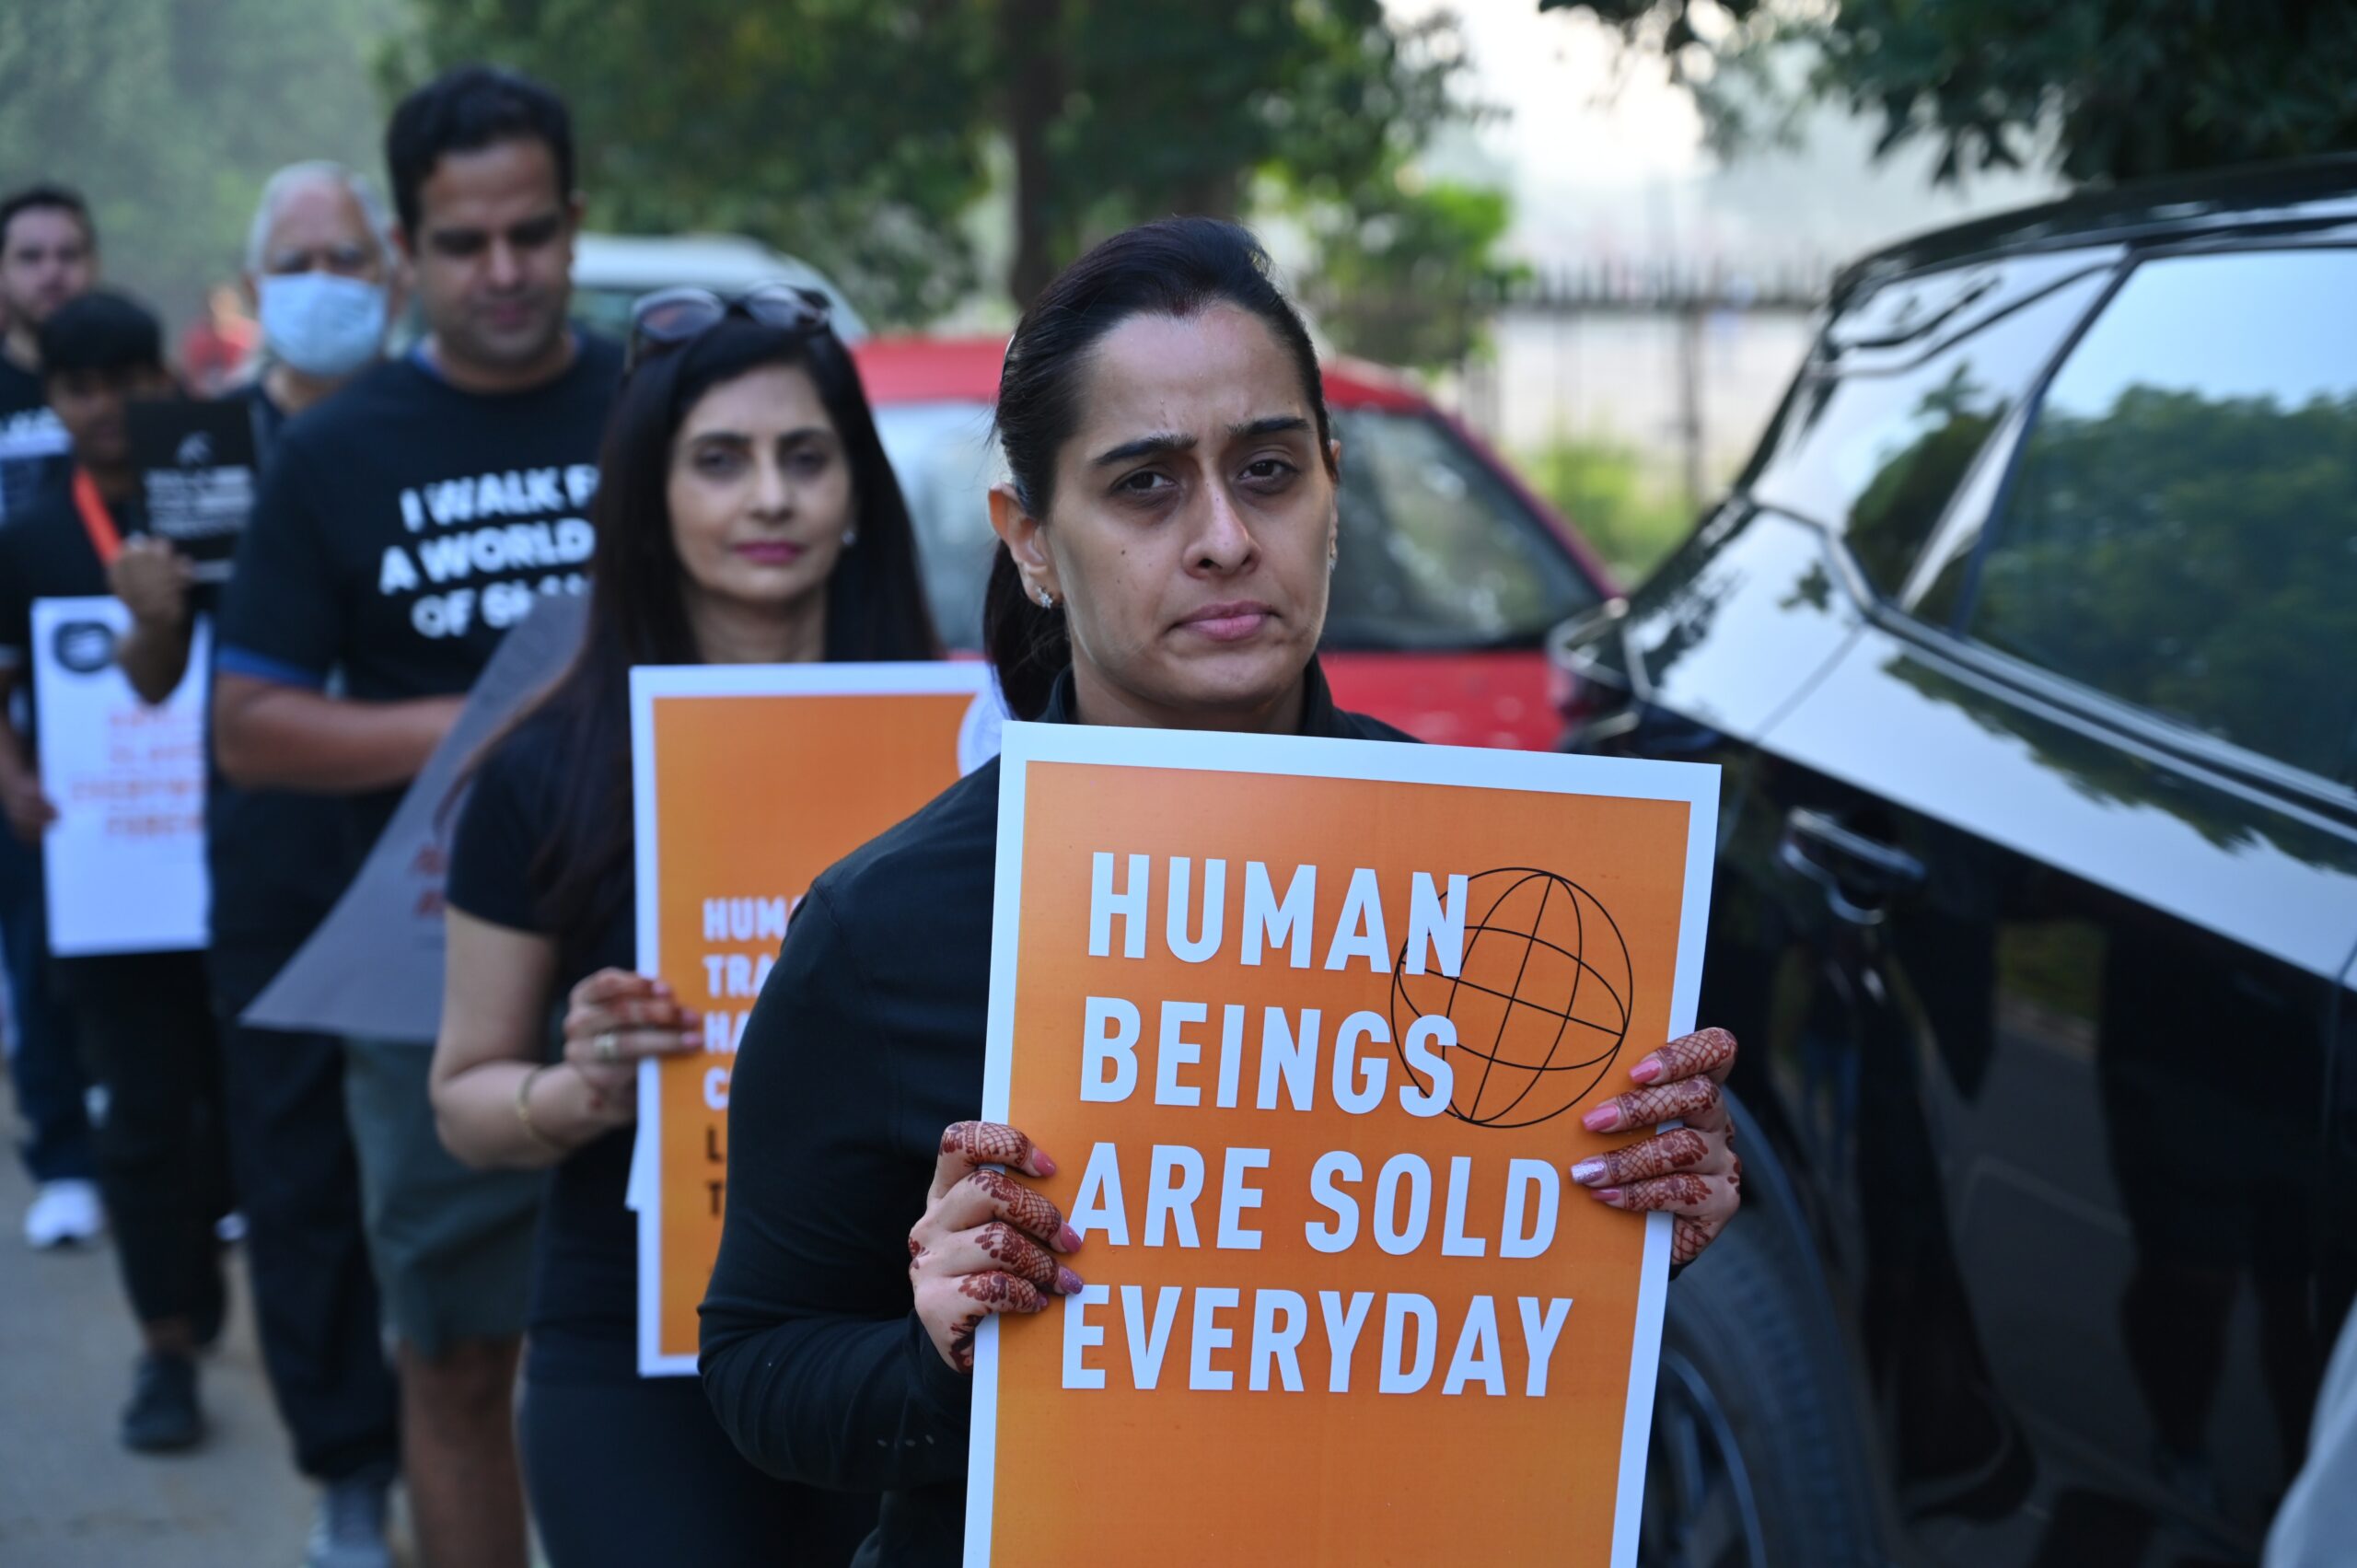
[1641,1214,1882,1568]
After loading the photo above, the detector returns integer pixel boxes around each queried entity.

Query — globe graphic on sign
[1389,867,1633,1129]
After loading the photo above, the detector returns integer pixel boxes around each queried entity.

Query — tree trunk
[1003,0,1064,309]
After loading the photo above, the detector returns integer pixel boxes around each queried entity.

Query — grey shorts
[342,1036,544,1357]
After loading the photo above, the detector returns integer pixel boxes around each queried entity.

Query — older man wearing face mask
[107,160,406,1568]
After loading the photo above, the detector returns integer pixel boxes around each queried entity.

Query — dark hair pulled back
[986,217,1330,718]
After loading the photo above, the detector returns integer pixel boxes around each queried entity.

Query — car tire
[1642,1213,1884,1568]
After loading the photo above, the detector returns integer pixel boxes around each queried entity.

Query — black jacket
[700,662,1412,1566]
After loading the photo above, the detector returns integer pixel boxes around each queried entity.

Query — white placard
[32,596,210,956]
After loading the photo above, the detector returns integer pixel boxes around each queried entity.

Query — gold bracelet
[515,1063,571,1156]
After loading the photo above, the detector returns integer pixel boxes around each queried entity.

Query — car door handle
[1777,807,1926,926]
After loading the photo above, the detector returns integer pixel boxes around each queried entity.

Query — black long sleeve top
[699,661,1412,1566]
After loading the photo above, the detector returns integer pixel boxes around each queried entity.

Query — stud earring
[1037,587,1056,610]
[842,526,859,547]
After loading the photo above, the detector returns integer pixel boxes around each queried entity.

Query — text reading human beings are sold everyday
[1045,852,1581,1402]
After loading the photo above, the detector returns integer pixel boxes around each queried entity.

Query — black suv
[1561,159,2357,1567]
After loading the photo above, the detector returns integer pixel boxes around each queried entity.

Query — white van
[569,233,868,343]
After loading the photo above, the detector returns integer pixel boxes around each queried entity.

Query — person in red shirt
[178,283,259,397]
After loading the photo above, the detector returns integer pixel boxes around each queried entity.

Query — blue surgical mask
[257,273,388,378]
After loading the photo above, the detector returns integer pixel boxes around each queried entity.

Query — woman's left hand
[1571,1027,1742,1269]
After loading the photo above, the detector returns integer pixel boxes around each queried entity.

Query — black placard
[130,398,259,581]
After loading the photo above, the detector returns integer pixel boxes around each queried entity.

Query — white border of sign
[966,721,1720,1568]
[628,660,999,1376]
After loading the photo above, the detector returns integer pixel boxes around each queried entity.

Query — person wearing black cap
[0,290,233,1454]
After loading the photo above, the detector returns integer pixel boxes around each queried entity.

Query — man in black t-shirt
[0,182,101,1259]
[0,184,99,521]
[0,292,234,1458]
[214,68,617,1568]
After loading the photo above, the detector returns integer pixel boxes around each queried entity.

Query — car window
[1326,407,1596,650]
[1748,269,2107,596]
[1965,250,2357,786]
[870,401,1005,649]
[570,286,639,344]
[873,401,1598,653]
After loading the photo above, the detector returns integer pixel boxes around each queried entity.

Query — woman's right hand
[911,1121,1086,1372]
[560,969,704,1126]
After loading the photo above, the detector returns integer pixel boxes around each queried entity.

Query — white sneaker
[25,1179,104,1248]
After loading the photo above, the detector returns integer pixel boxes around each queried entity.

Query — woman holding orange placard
[701,220,1741,1566]
[428,288,935,1566]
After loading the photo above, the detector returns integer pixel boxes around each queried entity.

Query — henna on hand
[1573,1026,1747,1272]
[1631,1027,1737,1086]
[959,1168,1074,1249]
[939,1270,1046,1372]
[1583,1074,1722,1133]
[1570,1128,1710,1187]
[1594,1173,1713,1212]
[940,1121,1039,1169]
[912,1121,1079,1370]
[973,1220,1062,1290]
[1672,1216,1718,1267]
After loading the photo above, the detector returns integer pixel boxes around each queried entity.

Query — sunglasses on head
[625,283,833,369]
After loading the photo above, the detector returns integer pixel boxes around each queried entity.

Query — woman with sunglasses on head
[699,219,1743,1565]
[429,285,933,1567]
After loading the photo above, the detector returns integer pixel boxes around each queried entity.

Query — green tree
[1294,170,1528,371]
[395,0,1500,328]
[0,0,397,327]
[1545,0,2357,184]
[383,0,997,324]
[1972,385,2357,783]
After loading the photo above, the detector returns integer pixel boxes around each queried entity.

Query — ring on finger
[593,1029,619,1064]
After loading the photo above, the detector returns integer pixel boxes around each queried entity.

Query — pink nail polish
[1058,1267,1085,1295]
[1033,1151,1058,1177]
[1059,1225,1083,1252]
[1630,1058,1663,1084]
[1570,1157,1608,1186]
[1591,1188,1622,1204]
[1581,1106,1619,1132]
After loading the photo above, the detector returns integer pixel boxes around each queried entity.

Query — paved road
[0,1103,416,1567]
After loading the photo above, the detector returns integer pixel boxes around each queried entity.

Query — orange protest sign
[629,663,1002,1374]
[970,724,1717,1566]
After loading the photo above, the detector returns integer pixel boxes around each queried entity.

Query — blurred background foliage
[1550,0,2357,186]
[1517,436,1689,580]
[13,2,2357,350]
[0,0,400,323]
[386,0,1506,360]
[0,0,1517,365]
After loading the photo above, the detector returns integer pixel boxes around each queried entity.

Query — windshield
[871,401,1598,652]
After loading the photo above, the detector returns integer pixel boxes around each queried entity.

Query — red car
[851,337,1615,749]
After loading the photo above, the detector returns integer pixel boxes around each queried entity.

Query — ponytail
[982,542,1068,720]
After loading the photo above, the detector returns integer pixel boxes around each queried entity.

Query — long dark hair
[505,317,939,969]
[985,216,1332,718]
